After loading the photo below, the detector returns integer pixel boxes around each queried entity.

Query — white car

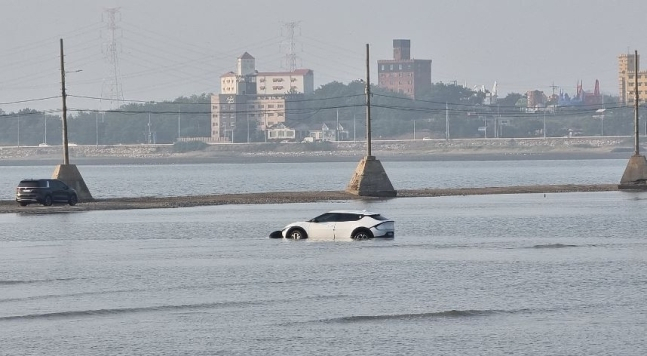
[270,210,395,240]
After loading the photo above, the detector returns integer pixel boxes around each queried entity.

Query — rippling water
[1,160,646,355]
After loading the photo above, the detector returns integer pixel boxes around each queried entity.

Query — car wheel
[18,202,28,207]
[287,228,307,240]
[68,194,78,206]
[351,229,373,241]
[43,195,53,206]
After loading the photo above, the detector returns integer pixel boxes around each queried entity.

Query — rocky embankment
[0,136,636,165]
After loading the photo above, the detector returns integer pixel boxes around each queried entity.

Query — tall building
[211,53,313,142]
[618,53,647,104]
[377,39,432,99]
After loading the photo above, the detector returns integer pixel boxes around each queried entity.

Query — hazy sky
[2,0,647,113]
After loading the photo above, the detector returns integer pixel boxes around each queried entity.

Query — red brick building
[377,39,432,99]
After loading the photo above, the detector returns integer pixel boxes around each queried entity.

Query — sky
[2,0,647,114]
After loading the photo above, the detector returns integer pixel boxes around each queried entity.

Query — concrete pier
[52,164,93,201]
[618,155,647,189]
[346,156,397,197]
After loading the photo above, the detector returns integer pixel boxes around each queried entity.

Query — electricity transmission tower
[101,8,124,110]
[280,21,301,71]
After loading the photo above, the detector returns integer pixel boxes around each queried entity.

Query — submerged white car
[270,210,395,240]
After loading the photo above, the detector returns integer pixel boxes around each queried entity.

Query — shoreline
[0,184,620,214]
[0,150,633,166]
[0,137,638,166]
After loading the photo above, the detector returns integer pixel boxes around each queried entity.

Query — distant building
[211,53,313,142]
[558,80,603,107]
[257,69,314,95]
[377,39,432,99]
[526,90,548,109]
[618,53,647,104]
[210,93,304,142]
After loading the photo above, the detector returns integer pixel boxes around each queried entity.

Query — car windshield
[19,181,39,188]
[368,214,389,221]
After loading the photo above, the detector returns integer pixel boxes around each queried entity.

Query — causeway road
[0,184,620,214]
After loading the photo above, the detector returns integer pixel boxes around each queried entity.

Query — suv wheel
[43,195,53,206]
[288,228,307,240]
[68,194,78,206]
[352,229,373,241]
[18,202,28,207]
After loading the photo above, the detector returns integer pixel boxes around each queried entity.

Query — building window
[268,104,275,108]
[399,64,402,70]
[278,104,284,108]
[390,64,393,70]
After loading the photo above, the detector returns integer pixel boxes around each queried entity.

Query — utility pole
[95,112,99,146]
[365,43,372,156]
[17,113,20,147]
[413,120,416,140]
[543,110,546,139]
[177,105,181,140]
[445,102,449,140]
[147,112,152,144]
[336,109,339,141]
[635,49,640,156]
[60,38,70,165]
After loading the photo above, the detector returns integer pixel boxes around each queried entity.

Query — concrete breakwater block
[346,156,397,197]
[52,164,94,201]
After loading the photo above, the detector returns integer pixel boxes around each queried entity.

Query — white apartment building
[256,69,314,95]
[212,52,313,142]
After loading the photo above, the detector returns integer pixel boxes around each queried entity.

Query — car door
[51,180,68,202]
[307,213,338,239]
[333,213,361,239]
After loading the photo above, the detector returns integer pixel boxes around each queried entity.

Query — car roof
[326,210,381,216]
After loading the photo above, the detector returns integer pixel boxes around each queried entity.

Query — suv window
[313,213,338,223]
[51,180,66,189]
[338,213,361,222]
[369,214,389,221]
[19,181,40,188]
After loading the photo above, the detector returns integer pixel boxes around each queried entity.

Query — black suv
[15,179,78,206]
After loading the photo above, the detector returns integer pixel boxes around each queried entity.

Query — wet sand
[0,184,620,214]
